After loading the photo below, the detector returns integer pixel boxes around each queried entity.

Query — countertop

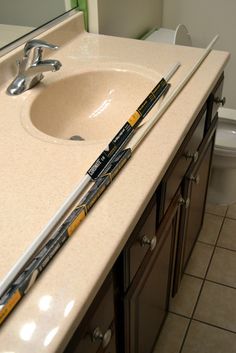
[0,12,229,352]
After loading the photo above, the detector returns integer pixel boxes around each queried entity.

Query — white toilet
[208,107,236,205]
[144,24,192,47]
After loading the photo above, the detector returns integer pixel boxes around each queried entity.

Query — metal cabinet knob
[178,196,190,209]
[141,235,157,251]
[189,174,200,184]
[185,151,199,162]
[92,327,112,349]
[214,96,226,106]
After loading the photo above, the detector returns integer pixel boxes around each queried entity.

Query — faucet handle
[24,39,59,57]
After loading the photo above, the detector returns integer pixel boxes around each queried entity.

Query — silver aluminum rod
[0,63,179,298]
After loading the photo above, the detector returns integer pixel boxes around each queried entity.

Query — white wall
[162,0,236,109]
[88,0,163,39]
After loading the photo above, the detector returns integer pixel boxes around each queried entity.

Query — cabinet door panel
[183,137,214,268]
[125,192,180,353]
[129,232,171,353]
[173,117,217,294]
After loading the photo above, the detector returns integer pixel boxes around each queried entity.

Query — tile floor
[153,202,236,353]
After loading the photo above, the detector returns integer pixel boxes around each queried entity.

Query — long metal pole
[0,63,179,299]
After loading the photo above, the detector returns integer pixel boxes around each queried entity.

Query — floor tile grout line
[224,215,236,221]
[168,309,192,321]
[183,272,205,281]
[192,318,236,335]
[178,273,207,353]
[197,239,217,246]
[183,273,236,291]
[205,278,236,291]
[169,312,236,336]
[205,278,236,290]
[205,206,236,222]
[215,244,236,253]
[178,317,192,353]
[178,281,205,353]
[197,240,236,253]
[177,211,227,352]
[205,211,228,218]
[203,214,226,279]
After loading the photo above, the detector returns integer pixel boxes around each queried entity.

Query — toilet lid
[174,24,192,46]
[215,120,236,154]
[144,24,192,46]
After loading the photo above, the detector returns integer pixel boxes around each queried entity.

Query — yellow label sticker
[0,290,21,325]
[67,209,86,236]
[128,111,141,127]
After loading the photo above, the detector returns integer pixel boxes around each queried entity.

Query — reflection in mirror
[0,0,79,50]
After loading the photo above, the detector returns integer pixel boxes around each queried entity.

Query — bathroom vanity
[0,12,229,353]
[64,74,224,353]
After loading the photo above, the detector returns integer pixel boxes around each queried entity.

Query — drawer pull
[92,327,112,348]
[189,174,200,184]
[178,196,190,209]
[214,96,226,106]
[141,235,157,251]
[185,151,199,162]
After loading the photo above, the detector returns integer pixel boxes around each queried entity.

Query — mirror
[0,0,79,51]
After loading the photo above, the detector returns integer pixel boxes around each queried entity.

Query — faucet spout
[28,59,62,75]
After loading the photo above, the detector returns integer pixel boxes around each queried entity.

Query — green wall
[77,0,88,30]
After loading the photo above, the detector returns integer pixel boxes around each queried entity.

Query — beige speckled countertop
[0,12,229,352]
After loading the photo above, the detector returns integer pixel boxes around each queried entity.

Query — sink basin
[24,68,161,143]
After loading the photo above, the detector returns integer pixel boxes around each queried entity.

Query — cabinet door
[124,191,181,353]
[182,134,215,269]
[172,117,217,294]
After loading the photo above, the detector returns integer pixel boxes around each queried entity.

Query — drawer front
[163,106,206,213]
[123,196,157,291]
[65,276,115,353]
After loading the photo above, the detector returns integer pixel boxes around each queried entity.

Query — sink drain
[69,135,85,141]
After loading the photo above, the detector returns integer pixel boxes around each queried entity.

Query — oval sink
[27,69,161,143]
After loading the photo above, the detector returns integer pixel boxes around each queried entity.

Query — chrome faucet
[7,39,62,95]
